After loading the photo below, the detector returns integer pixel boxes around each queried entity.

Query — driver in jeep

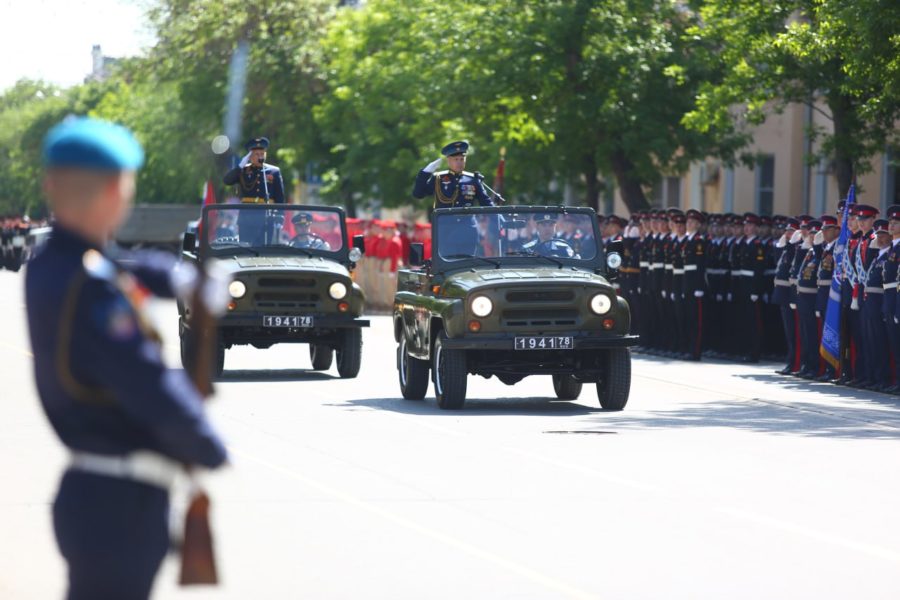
[520,213,577,258]
[289,212,331,250]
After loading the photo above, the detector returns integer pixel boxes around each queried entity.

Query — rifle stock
[179,267,219,585]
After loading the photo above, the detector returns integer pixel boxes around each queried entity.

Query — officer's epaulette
[472,171,485,180]
[460,170,481,179]
[81,249,117,282]
[434,170,450,176]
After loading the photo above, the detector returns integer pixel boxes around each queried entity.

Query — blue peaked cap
[42,116,144,171]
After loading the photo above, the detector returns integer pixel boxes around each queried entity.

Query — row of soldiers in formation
[0,215,38,271]
[607,203,900,393]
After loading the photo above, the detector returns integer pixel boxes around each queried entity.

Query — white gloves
[716,293,723,302]
[750,294,759,302]
[851,297,859,311]
[789,303,797,310]
[813,231,824,245]
[670,292,676,301]
[694,290,704,298]
[423,158,443,173]
[815,311,821,318]
[790,230,803,244]
[170,261,199,301]
[239,152,251,168]
[727,292,733,302]
[776,234,787,248]
[661,291,667,299]
[895,316,898,324]
[625,225,641,239]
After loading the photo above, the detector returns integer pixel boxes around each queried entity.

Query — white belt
[734,269,754,277]
[706,268,727,275]
[69,451,181,490]
[884,282,899,290]
[664,265,674,270]
[797,286,818,294]
[763,269,776,276]
[673,268,685,275]
[865,287,884,295]
[639,261,650,268]
[774,279,791,287]
[817,279,833,287]
[683,264,698,272]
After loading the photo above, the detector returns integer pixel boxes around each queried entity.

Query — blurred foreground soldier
[28,117,228,600]
[224,136,285,245]
[413,141,494,209]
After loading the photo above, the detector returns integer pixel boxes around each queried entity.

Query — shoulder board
[434,170,450,176]
[82,249,117,282]
[262,163,280,172]
[461,171,475,177]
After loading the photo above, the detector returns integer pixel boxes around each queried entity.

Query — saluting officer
[815,215,840,381]
[773,217,800,374]
[794,220,823,378]
[223,137,286,246]
[413,141,494,209]
[27,117,228,599]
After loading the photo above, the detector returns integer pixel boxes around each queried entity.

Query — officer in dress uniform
[288,212,332,250]
[682,209,707,360]
[861,219,892,390]
[850,205,879,387]
[814,215,840,381]
[837,203,861,384]
[27,117,229,600]
[521,214,576,258]
[883,207,900,393]
[794,220,823,378]
[773,217,801,374]
[736,213,767,362]
[223,137,286,246]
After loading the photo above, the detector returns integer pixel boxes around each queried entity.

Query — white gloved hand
[895,316,898,324]
[776,233,788,248]
[423,158,443,173]
[750,294,759,302]
[815,311,821,318]
[789,303,797,310]
[790,229,803,244]
[716,293,723,302]
[200,259,234,317]
[727,292,733,302]
[170,261,199,302]
[670,292,676,301]
[851,297,859,311]
[813,231,824,245]
[694,290,704,298]
[661,291,666,299]
[239,152,252,168]
[637,287,642,293]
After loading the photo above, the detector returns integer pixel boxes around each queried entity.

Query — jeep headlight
[470,295,493,317]
[590,293,612,315]
[228,280,246,299]
[329,281,348,300]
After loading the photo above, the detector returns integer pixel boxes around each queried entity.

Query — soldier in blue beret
[412,140,495,209]
[224,137,286,245]
[27,117,229,600]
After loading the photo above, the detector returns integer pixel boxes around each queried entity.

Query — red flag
[493,147,506,196]
[198,180,217,242]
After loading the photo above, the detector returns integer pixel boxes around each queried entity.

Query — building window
[651,176,681,209]
[756,155,775,215]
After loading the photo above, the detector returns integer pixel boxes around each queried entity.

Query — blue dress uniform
[30,118,228,600]
[223,137,286,246]
[795,222,823,377]
[852,206,879,386]
[861,220,892,389]
[884,206,900,392]
[815,222,838,380]
[773,218,800,374]
[412,141,494,209]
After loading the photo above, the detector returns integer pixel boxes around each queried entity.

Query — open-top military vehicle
[393,205,636,410]
[180,203,368,377]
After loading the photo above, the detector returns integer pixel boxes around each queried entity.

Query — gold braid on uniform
[434,175,459,207]
[239,167,261,193]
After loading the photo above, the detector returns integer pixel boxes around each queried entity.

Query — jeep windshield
[435,209,598,263]
[201,205,344,255]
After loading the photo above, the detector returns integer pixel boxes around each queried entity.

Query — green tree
[684,0,900,198]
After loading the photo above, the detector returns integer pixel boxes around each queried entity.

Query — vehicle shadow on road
[338,396,602,417]
[218,369,338,383]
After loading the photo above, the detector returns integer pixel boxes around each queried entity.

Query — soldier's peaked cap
[855,204,879,218]
[441,141,469,157]
[743,212,760,224]
[887,205,900,220]
[43,116,144,171]
[536,213,557,223]
[245,137,270,150]
[291,212,312,225]
[874,219,889,233]
[820,215,838,228]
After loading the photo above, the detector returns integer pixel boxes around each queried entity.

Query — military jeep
[393,206,636,410]
[180,203,369,377]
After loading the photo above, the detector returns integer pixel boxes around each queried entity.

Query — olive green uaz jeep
[180,204,368,377]
[393,206,636,410]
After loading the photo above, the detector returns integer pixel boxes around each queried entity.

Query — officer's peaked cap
[855,204,879,218]
[245,137,270,151]
[820,215,838,228]
[441,141,469,157]
[292,212,312,225]
[43,116,144,171]
[536,213,557,223]
[874,219,889,233]
[887,205,900,221]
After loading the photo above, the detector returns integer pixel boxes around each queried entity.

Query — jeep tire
[433,335,467,409]
[398,336,429,400]
[552,374,583,400]
[336,328,362,379]
[310,344,334,371]
[596,348,631,410]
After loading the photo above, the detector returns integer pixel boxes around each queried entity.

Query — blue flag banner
[820,184,857,369]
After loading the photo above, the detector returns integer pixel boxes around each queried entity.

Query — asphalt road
[2,267,900,599]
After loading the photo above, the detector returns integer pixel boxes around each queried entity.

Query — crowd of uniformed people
[605,203,900,394]
[0,214,43,271]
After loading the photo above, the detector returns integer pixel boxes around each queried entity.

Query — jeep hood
[443,267,611,292]
[224,255,350,278]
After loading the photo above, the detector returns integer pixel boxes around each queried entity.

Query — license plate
[262,315,313,328]
[514,336,573,350]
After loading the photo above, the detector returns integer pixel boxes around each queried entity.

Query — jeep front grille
[258,277,315,288]
[254,292,320,310]
[501,309,579,327]
[505,290,574,303]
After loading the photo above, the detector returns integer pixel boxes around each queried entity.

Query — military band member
[28,117,228,600]
[289,212,331,250]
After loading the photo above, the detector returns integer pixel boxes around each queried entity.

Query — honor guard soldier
[794,220,823,378]
[837,203,861,384]
[861,219,892,390]
[681,209,707,360]
[223,136,286,245]
[27,117,229,600]
[850,205,879,386]
[883,206,900,393]
[736,213,767,362]
[773,217,801,374]
[412,141,494,209]
[814,215,840,380]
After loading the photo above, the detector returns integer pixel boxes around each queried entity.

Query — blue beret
[441,140,469,157]
[42,117,144,171]
[245,137,270,151]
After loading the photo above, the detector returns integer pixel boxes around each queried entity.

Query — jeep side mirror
[409,243,425,267]
[182,232,197,252]
[352,234,365,254]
